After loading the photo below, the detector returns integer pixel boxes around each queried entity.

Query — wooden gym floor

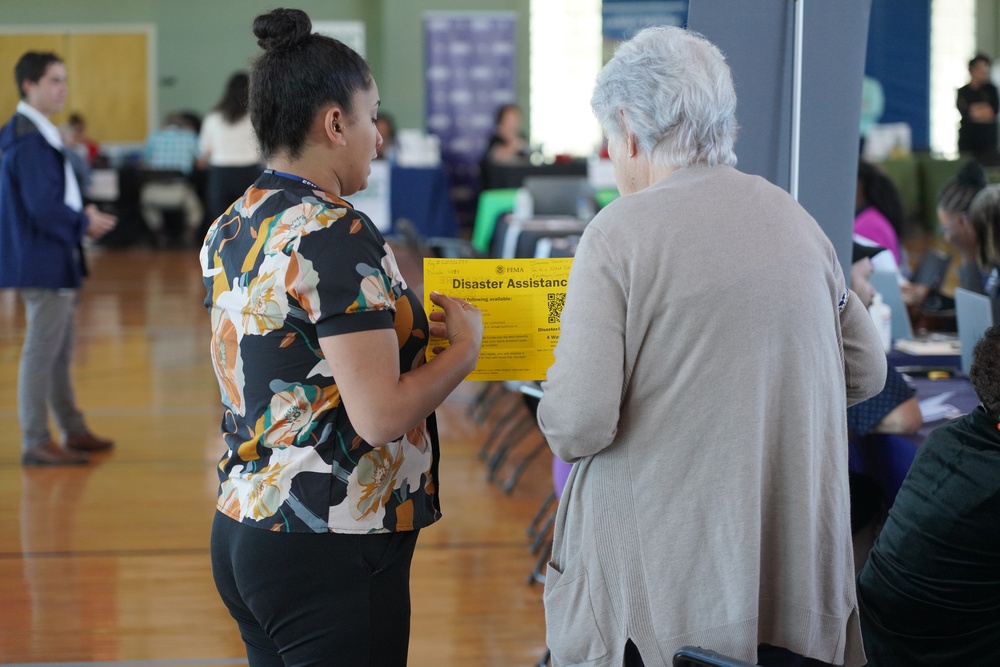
[0,245,552,667]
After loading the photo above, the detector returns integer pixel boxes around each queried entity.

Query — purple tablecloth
[850,375,979,506]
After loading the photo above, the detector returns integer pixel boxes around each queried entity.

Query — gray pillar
[688,0,872,279]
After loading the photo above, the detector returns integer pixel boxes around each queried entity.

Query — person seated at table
[855,160,908,272]
[479,104,529,190]
[857,323,1000,666]
[846,243,921,567]
[140,112,203,247]
[484,104,529,164]
[63,112,100,167]
[937,160,988,295]
[375,112,397,161]
[969,180,1000,321]
[847,243,921,439]
[60,112,98,191]
[958,182,1000,319]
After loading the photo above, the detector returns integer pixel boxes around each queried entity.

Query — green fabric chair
[472,188,519,255]
[595,187,620,209]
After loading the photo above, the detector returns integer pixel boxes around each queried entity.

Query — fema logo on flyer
[495,265,505,275]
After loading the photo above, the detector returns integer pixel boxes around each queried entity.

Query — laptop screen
[955,287,995,376]
[911,248,951,291]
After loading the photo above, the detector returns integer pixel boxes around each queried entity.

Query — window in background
[930,0,975,157]
[529,0,602,158]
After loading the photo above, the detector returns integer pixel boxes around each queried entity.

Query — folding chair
[673,646,758,667]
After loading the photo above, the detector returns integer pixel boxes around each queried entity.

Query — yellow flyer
[423,257,574,381]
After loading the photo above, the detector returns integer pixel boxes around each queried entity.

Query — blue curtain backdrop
[599,0,931,151]
[865,0,931,151]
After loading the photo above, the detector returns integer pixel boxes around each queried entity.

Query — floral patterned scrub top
[200,171,440,534]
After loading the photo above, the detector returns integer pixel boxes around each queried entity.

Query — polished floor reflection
[0,247,550,666]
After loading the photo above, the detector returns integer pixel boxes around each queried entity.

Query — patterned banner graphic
[424,12,518,229]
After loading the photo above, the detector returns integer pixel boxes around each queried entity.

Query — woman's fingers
[428,291,484,349]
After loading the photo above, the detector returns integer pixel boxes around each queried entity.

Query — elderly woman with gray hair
[537,26,885,667]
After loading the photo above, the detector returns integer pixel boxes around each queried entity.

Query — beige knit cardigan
[538,164,886,667]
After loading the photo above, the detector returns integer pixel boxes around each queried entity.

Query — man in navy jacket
[0,51,117,465]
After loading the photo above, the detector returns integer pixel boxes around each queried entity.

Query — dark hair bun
[253,8,312,52]
[957,160,988,189]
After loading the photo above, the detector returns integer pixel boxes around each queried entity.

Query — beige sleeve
[841,288,888,406]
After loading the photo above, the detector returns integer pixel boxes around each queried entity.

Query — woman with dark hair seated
[855,160,908,270]
[201,9,482,666]
[479,103,530,190]
[964,183,1000,318]
[938,160,989,294]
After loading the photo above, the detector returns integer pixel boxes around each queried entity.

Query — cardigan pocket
[544,563,609,666]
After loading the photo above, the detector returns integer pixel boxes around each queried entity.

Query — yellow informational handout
[423,257,574,381]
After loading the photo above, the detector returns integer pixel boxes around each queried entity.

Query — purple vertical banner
[425,13,517,231]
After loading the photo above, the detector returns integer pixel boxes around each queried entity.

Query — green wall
[0,0,529,132]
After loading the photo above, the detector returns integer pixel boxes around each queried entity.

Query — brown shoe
[22,441,89,466]
[65,432,114,452]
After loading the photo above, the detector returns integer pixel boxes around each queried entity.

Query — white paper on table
[919,391,961,423]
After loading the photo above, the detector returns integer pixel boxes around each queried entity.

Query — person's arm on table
[848,366,921,436]
[321,291,482,445]
[869,396,922,434]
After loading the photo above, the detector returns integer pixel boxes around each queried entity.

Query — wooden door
[0,33,68,120]
[0,30,149,142]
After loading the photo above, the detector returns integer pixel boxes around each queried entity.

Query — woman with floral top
[200,9,482,666]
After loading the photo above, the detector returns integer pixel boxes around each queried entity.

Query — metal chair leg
[526,490,557,539]
[478,397,526,460]
[502,437,549,494]
[526,536,552,586]
[530,509,557,555]
[467,381,505,423]
[486,417,535,482]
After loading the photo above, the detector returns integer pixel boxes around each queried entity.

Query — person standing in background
[199,72,261,222]
[0,51,117,465]
[62,112,99,190]
[957,54,1000,164]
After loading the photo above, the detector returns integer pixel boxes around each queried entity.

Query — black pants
[211,512,419,667]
